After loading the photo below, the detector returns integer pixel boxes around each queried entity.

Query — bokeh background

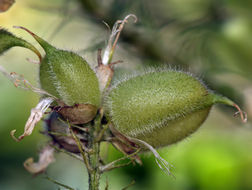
[0,0,252,189]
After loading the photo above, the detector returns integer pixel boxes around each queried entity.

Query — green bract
[105,70,241,148]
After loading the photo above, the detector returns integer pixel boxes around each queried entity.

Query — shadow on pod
[104,69,247,148]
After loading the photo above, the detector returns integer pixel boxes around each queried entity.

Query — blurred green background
[0,0,251,189]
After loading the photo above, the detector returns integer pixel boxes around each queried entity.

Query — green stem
[88,142,101,190]
[88,111,103,190]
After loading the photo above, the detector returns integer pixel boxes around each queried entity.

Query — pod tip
[212,94,247,123]
[233,103,247,123]
[13,26,36,37]
[13,26,42,62]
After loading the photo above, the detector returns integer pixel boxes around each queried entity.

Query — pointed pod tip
[213,94,247,123]
[13,25,51,57]
[13,26,42,62]
[233,103,248,123]
[13,26,36,36]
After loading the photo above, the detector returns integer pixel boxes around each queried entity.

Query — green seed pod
[3,27,101,124]
[105,69,246,148]
[37,35,101,123]
[16,27,101,107]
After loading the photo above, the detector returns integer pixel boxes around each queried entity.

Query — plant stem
[88,142,101,190]
[87,111,103,190]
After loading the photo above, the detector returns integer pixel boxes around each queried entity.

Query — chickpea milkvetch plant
[0,15,247,190]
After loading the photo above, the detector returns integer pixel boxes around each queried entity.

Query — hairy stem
[87,111,103,190]
[88,142,101,190]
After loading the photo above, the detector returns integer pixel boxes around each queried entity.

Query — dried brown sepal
[109,124,139,148]
[53,136,80,153]
[108,123,173,176]
[96,15,137,91]
[24,145,55,175]
[11,98,54,142]
[109,124,142,165]
[0,66,55,98]
[47,112,88,153]
[58,103,97,124]
[95,63,114,92]
[10,129,19,142]
[102,14,137,65]
[0,0,15,12]
[95,49,123,92]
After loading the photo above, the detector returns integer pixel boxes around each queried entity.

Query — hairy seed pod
[3,27,101,124]
[105,69,246,148]
[17,27,101,107]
